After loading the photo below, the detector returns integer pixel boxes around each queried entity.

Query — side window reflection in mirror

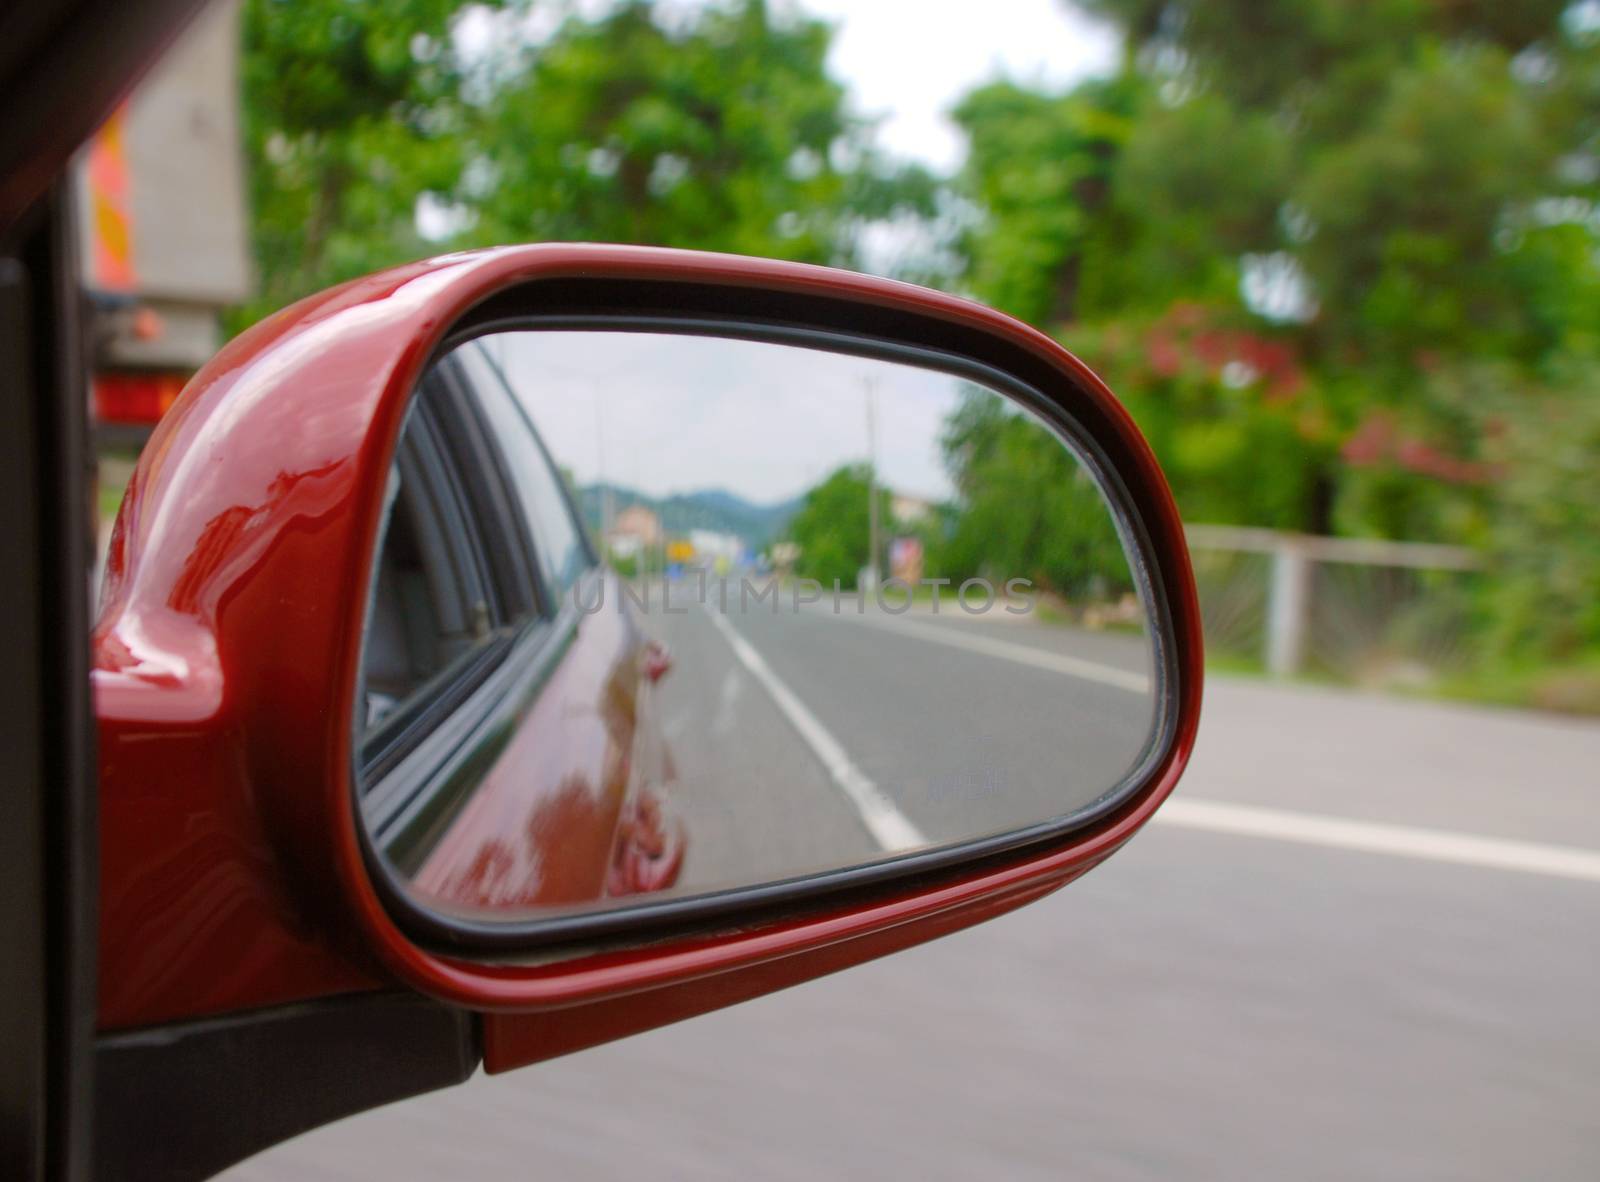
[454,340,596,595]
[356,374,523,800]
[361,464,446,733]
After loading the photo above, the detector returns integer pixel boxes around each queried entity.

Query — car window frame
[358,390,509,785]
[449,339,599,598]
[424,355,549,621]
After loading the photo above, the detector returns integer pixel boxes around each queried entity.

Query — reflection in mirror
[355,328,1161,933]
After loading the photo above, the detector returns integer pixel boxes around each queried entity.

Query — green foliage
[784,394,1131,606]
[234,0,474,327]
[783,464,888,590]
[947,0,1600,667]
[1063,306,1337,530]
[952,75,1168,326]
[1296,45,1559,364]
[1471,361,1600,662]
[1105,92,1291,312]
[1075,0,1568,111]
[233,0,934,332]
[462,0,933,263]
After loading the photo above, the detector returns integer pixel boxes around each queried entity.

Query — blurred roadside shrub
[1472,362,1600,666]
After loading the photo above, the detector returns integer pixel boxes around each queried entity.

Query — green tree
[234,0,935,332]
[235,0,480,326]
[945,2,1600,677]
[951,76,1141,327]
[784,464,889,590]
[459,0,932,264]
[952,69,1338,530]
[952,2,1600,568]
[931,387,1131,601]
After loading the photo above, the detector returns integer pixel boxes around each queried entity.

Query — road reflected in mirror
[355,329,1161,931]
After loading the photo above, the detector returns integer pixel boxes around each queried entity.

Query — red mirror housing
[94,245,1202,1068]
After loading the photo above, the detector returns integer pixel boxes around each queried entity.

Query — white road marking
[704,607,927,853]
[825,609,1151,694]
[711,668,742,738]
[1154,797,1600,884]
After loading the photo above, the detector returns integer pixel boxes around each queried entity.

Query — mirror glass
[355,328,1162,933]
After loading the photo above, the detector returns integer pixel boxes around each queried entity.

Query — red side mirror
[93,245,1201,1142]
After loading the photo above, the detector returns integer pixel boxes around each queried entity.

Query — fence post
[1266,537,1312,677]
[1184,524,1482,679]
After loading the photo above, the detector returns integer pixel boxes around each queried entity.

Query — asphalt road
[222,605,1600,1181]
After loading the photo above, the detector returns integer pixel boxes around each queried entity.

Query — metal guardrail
[1184,524,1483,571]
[1183,524,1484,676]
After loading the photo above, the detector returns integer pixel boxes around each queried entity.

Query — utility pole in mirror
[865,378,880,592]
[595,394,613,552]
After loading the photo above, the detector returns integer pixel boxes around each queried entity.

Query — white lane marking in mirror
[711,669,743,738]
[704,607,928,853]
[823,611,1150,694]
[1155,798,1600,884]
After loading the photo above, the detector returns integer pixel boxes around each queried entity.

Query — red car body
[410,572,685,913]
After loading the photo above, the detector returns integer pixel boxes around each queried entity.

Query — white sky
[797,0,1118,170]
[485,331,970,502]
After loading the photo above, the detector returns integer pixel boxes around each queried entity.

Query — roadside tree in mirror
[92,245,1201,1179]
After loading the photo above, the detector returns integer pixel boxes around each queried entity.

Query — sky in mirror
[485,330,970,504]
